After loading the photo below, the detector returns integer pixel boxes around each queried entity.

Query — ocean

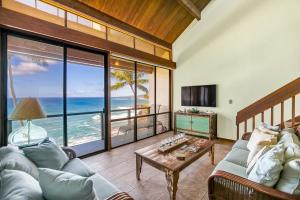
[8,97,148,145]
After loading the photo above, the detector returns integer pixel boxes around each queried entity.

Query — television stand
[174,112,217,139]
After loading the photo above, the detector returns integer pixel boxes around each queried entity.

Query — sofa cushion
[62,158,95,177]
[248,144,285,187]
[279,128,300,147]
[23,138,69,170]
[232,139,249,151]
[0,169,43,200]
[276,158,300,195]
[0,146,39,180]
[212,160,247,179]
[38,168,98,200]
[88,174,120,200]
[224,148,249,168]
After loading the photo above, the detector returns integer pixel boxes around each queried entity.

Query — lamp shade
[9,98,46,120]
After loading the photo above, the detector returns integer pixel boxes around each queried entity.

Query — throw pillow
[279,128,300,147]
[248,144,285,187]
[246,145,272,174]
[23,137,69,170]
[0,169,43,200]
[0,146,39,180]
[246,129,277,164]
[247,129,277,151]
[62,158,95,177]
[38,168,98,200]
[258,122,280,132]
[285,145,300,162]
[276,158,300,195]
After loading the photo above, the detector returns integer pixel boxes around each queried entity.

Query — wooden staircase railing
[236,77,300,139]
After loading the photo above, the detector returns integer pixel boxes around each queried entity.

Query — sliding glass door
[1,32,171,152]
[6,35,64,146]
[110,56,171,148]
[156,67,171,134]
[67,48,105,156]
[110,57,135,147]
[136,63,155,140]
[4,33,108,156]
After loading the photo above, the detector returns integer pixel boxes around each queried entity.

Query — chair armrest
[62,147,77,160]
[241,132,252,141]
[208,170,299,200]
[106,192,133,200]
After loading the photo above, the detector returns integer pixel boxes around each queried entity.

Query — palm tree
[111,70,149,99]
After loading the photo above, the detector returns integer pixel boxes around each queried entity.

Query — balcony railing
[7,106,169,147]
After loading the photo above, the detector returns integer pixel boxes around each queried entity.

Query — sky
[8,54,133,98]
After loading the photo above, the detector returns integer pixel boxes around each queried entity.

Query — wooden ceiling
[75,0,211,44]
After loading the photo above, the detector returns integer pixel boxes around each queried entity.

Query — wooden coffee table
[135,136,215,200]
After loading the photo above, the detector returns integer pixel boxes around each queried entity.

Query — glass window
[136,63,155,116]
[137,115,155,140]
[15,0,35,8]
[7,36,64,146]
[157,113,170,134]
[108,28,134,48]
[58,9,65,18]
[111,119,134,148]
[110,57,135,147]
[67,13,106,39]
[156,67,170,113]
[36,1,59,17]
[67,48,105,150]
[135,39,154,55]
[78,16,93,28]
[155,46,170,60]
[67,12,77,22]
[3,0,64,25]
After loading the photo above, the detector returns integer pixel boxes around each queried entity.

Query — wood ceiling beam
[48,0,172,49]
[176,0,201,20]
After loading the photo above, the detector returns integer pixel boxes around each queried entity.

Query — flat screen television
[181,85,216,107]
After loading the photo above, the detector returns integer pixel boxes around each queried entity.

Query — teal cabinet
[175,112,217,139]
[176,115,191,130]
[192,116,209,133]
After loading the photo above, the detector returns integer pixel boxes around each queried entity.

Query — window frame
[0,30,110,155]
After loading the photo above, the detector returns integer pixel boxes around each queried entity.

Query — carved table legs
[136,154,142,180]
[165,170,179,200]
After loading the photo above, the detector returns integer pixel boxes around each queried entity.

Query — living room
[0,0,300,200]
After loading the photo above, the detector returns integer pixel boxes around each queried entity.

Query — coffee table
[135,136,215,200]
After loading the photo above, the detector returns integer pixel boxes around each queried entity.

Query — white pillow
[276,158,300,195]
[247,129,277,151]
[246,145,272,174]
[258,122,280,132]
[285,145,300,162]
[248,144,285,187]
[259,127,280,136]
[247,129,277,164]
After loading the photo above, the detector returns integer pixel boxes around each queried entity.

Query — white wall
[173,0,300,140]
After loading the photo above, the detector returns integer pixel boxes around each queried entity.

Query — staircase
[236,77,300,139]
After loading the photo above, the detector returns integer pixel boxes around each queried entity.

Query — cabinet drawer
[191,116,209,133]
[176,115,191,130]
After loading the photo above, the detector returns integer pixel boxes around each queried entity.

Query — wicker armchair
[208,133,300,200]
